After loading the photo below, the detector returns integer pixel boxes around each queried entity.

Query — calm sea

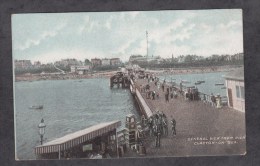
[14,78,140,160]
[159,71,228,97]
[14,72,227,160]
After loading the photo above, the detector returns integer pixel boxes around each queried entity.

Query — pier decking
[130,77,246,157]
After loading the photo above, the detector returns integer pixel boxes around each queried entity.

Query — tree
[85,59,91,65]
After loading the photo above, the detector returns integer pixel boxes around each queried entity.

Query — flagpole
[146,31,148,59]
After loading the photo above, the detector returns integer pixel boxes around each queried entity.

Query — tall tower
[146,31,148,59]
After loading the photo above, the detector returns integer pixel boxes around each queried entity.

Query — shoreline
[146,65,243,76]
[15,65,243,82]
[15,70,118,82]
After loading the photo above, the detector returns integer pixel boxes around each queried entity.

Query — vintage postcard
[12,9,245,160]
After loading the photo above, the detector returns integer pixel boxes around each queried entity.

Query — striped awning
[35,120,121,154]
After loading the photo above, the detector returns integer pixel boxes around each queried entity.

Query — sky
[12,9,243,63]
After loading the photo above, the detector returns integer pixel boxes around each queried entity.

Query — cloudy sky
[12,9,243,63]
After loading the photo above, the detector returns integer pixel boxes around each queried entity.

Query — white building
[101,58,111,66]
[224,68,245,112]
[71,65,91,75]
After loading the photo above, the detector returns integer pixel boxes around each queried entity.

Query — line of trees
[135,54,244,69]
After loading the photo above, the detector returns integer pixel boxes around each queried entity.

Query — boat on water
[29,105,43,109]
[215,83,224,86]
[197,81,205,83]
[181,80,190,84]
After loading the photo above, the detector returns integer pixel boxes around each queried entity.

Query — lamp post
[38,118,46,145]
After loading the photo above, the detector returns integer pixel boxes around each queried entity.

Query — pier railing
[164,80,228,107]
[135,89,153,118]
[130,79,153,118]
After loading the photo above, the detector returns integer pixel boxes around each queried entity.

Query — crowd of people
[138,74,179,103]
[130,70,224,149]
[141,111,177,148]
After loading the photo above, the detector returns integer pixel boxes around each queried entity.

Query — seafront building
[70,65,91,75]
[224,68,245,112]
[14,60,32,69]
[91,58,102,67]
[110,58,121,66]
[101,58,111,66]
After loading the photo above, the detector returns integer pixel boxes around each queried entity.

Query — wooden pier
[110,72,130,88]
[127,73,246,157]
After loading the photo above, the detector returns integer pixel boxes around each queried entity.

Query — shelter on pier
[35,120,121,159]
[223,68,245,112]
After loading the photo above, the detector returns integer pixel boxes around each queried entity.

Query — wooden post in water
[110,76,114,88]
[122,77,124,88]
[117,77,120,88]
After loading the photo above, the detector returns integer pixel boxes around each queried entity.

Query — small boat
[29,105,43,109]
[197,81,205,83]
[181,80,190,84]
[215,83,224,86]
[195,82,201,85]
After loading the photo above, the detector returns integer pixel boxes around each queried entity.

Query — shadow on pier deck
[129,78,246,157]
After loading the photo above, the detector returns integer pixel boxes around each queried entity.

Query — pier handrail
[130,78,153,118]
[135,88,153,118]
[163,80,227,106]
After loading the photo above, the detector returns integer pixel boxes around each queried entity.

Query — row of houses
[91,58,121,67]
[14,60,33,69]
[14,57,121,70]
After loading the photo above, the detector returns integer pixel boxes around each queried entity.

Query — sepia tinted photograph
[12,9,245,160]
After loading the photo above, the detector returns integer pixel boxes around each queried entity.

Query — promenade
[131,77,246,157]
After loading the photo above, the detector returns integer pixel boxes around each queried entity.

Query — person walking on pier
[165,92,169,102]
[154,125,161,147]
[170,92,174,99]
[162,114,168,136]
[180,82,183,94]
[148,117,153,136]
[210,93,216,107]
[156,91,160,99]
[170,116,176,136]
[162,83,165,92]
[152,91,156,100]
